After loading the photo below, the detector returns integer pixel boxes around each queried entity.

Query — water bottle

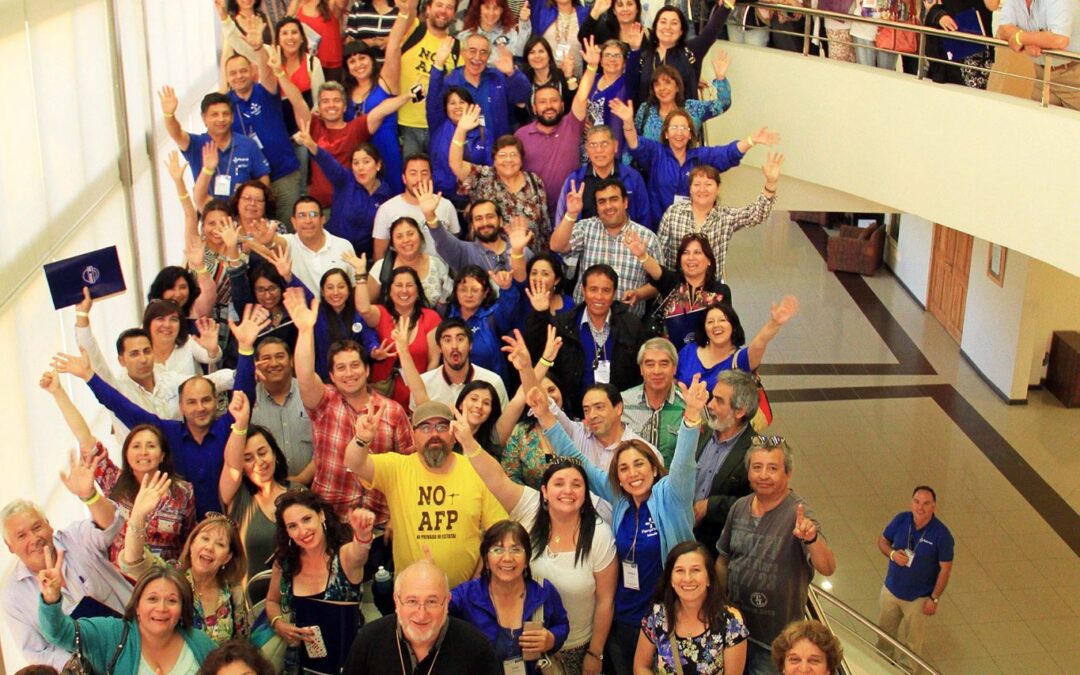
[372,566,394,616]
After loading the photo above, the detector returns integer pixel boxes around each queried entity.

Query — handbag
[63,619,129,675]
[750,369,774,432]
[531,603,567,675]
[875,25,918,54]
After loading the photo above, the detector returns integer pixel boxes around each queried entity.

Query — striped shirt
[656,192,776,277]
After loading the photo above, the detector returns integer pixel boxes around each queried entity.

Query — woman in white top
[451,334,617,675]
[367,216,453,307]
[142,299,222,379]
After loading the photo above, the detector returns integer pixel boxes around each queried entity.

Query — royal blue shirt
[443,66,532,144]
[629,138,745,228]
[182,133,271,199]
[882,512,954,601]
[85,354,256,518]
[229,84,301,180]
[312,148,395,257]
[345,84,404,193]
[427,67,491,205]
[447,284,520,380]
[614,501,663,624]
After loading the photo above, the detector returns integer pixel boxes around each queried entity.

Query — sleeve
[716,505,735,557]
[84,504,125,551]
[734,347,751,372]
[189,337,219,366]
[350,115,374,145]
[501,428,527,485]
[881,513,902,542]
[119,544,164,580]
[642,228,662,262]
[629,136,660,169]
[312,145,360,193]
[438,198,462,235]
[695,140,745,173]
[939,527,955,563]
[91,441,121,494]
[567,219,588,256]
[232,586,251,637]
[665,422,700,505]
[249,143,272,180]
[37,598,78,655]
[449,585,467,618]
[687,79,732,123]
[491,282,521,334]
[541,422,614,504]
[592,522,617,570]
[510,22,532,56]
[4,592,70,668]
[688,4,730,64]
[75,326,116,389]
[724,193,775,235]
[427,66,449,130]
[1047,0,1074,37]
[233,352,258,404]
[87,374,166,431]
[542,580,570,651]
[725,607,750,646]
[553,174,571,226]
[506,69,533,106]
[429,219,472,271]
[228,263,254,318]
[627,171,651,228]
[646,265,679,295]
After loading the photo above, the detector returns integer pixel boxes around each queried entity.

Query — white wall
[1020,259,1080,386]
[889,214,934,305]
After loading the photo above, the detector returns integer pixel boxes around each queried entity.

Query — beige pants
[876,585,930,672]
[1032,62,1080,110]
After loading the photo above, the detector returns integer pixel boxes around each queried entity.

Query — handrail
[808,584,941,674]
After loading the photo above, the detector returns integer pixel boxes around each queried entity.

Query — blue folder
[44,246,126,310]
[665,307,707,348]
[942,9,987,62]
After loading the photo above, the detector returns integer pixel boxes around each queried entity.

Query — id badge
[594,359,611,384]
[478,114,487,128]
[673,194,691,205]
[502,658,527,675]
[622,560,640,590]
[250,131,263,149]
[213,173,232,197]
[903,548,915,567]
[554,42,571,63]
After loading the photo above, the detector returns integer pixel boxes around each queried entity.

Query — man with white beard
[691,368,758,549]
[342,560,500,673]
[345,400,507,588]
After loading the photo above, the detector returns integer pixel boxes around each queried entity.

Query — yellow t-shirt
[369,452,507,588]
[397,20,459,129]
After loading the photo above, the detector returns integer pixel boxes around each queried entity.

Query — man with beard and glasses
[372,154,461,261]
[345,400,508,588]
[424,190,533,275]
[408,318,509,411]
[691,368,757,549]
[554,125,650,227]
[343,560,500,673]
[516,42,598,215]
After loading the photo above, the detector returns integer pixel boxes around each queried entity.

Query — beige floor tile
[992,651,1065,674]
[948,589,1021,625]
[980,559,1047,591]
[921,623,991,661]
[969,621,1045,656]
[932,657,1003,675]
[1048,650,1080,672]
[1025,617,1080,653]
[1002,586,1076,622]
[1030,557,1080,589]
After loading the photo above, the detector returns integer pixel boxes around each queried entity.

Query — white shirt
[410,363,509,412]
[372,194,461,254]
[283,231,356,293]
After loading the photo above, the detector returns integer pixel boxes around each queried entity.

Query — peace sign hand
[564,180,585,220]
[793,503,818,542]
[677,373,710,422]
[450,406,479,452]
[501,329,532,372]
[37,546,64,604]
[353,400,382,446]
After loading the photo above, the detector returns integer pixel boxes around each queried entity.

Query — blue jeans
[854,36,898,71]
[604,620,639,675]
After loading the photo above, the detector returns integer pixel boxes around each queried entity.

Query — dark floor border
[771,384,1080,556]
[758,225,936,377]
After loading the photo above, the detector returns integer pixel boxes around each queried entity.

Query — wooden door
[927,224,973,343]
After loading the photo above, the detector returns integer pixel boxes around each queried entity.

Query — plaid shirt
[568,217,661,317]
[308,385,414,521]
[656,192,776,277]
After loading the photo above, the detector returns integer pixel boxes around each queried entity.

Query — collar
[398,616,451,669]
[296,232,330,253]
[441,363,474,384]
[586,163,619,179]
[579,308,611,330]
[639,384,679,408]
[711,421,748,445]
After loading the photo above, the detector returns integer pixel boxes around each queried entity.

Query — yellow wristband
[466,444,484,459]
[684,416,702,427]
[269,615,283,628]
[177,192,189,201]
[82,491,103,506]
[274,70,286,78]
[238,347,254,356]
[164,112,176,119]
[451,139,465,148]
[586,65,598,72]
[201,166,215,177]
[231,424,249,436]
[539,357,554,367]
[510,252,525,260]
[195,265,210,275]
[746,135,755,148]
[1014,30,1023,46]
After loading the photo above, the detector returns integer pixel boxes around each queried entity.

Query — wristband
[510,252,525,260]
[683,416,702,427]
[354,436,370,448]
[930,596,940,604]
[82,491,102,506]
[1014,30,1023,46]
[426,219,440,227]
[638,254,650,264]
[587,650,603,661]
[466,444,484,459]
[355,535,374,545]
[586,65,598,72]
[230,424,249,436]
[451,139,465,148]
[238,347,255,356]
[562,213,575,221]
[164,112,176,119]
[274,69,286,78]
[202,166,216,177]
[746,135,755,148]
[539,357,555,367]
[75,311,90,318]
[270,615,283,628]
[195,265,210,275]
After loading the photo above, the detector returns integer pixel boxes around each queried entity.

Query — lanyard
[626,506,641,564]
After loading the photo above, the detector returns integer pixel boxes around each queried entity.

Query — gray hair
[714,369,759,420]
[636,337,678,367]
[317,81,347,100]
[745,437,794,474]
[586,125,617,142]
[1,500,47,541]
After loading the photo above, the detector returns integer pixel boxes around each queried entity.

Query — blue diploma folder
[942,9,987,61]
[44,246,126,309]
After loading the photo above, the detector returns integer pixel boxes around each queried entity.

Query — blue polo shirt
[182,132,271,199]
[229,84,300,180]
[629,138,745,228]
[311,148,395,257]
[443,66,532,143]
[882,512,954,601]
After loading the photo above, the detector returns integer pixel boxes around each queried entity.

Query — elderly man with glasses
[343,560,500,673]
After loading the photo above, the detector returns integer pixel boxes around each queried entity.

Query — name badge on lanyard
[503,658,527,675]
[214,173,233,197]
[594,359,611,383]
[622,560,640,590]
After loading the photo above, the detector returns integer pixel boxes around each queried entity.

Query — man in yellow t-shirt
[391,0,459,158]
[347,400,506,588]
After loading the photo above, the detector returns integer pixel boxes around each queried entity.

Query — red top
[371,305,442,409]
[309,114,371,206]
[288,56,312,94]
[298,7,343,68]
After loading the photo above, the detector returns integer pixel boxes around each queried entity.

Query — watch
[930,596,940,604]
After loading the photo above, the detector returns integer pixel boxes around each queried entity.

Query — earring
[322,520,327,531]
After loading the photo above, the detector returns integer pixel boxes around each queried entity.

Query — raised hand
[201,140,220,172]
[582,36,601,69]
[449,406,479,449]
[677,373,709,423]
[239,14,266,49]
[500,329,532,372]
[770,295,799,325]
[542,324,563,363]
[507,216,534,252]
[352,400,382,446]
[253,218,278,246]
[342,251,367,275]
[295,116,318,154]
[560,48,575,78]
[39,369,62,395]
[390,316,412,354]
[229,390,251,428]
[193,317,221,353]
[220,216,241,250]
[762,152,785,185]
[457,104,482,132]
[518,1,531,22]
[940,14,958,31]
[349,507,376,542]
[51,347,94,382]
[282,287,319,332]
[76,287,94,316]
[712,49,731,79]
[267,45,283,73]
[37,546,64,604]
[158,85,179,117]
[370,338,397,362]
[525,386,554,425]
[792,503,818,541]
[750,126,780,147]
[625,22,644,50]
[564,179,585,219]
[621,228,647,259]
[230,304,271,350]
[621,289,640,306]
[264,245,293,281]
[415,178,443,220]
[489,269,512,290]
[525,277,552,313]
[131,471,171,523]
[494,44,516,75]
[185,240,206,272]
[164,151,188,183]
[608,97,634,124]
[434,35,455,69]
[59,451,100,501]
[591,0,612,18]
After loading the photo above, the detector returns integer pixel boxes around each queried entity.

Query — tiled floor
[724,213,1080,674]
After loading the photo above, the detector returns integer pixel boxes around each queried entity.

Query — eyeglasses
[295,210,320,219]
[415,422,450,434]
[489,545,526,556]
[240,195,265,203]
[398,597,446,611]
[750,435,786,448]
[586,140,612,149]
[254,286,281,295]
[667,124,691,132]
[495,152,520,160]
[203,512,239,529]
[602,52,625,60]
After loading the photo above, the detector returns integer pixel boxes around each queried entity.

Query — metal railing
[806,584,940,674]
[737,1,1080,107]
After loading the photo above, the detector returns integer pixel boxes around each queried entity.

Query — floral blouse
[642,603,749,674]
[633,79,733,142]
[501,422,559,489]
[90,442,196,565]
[460,165,551,253]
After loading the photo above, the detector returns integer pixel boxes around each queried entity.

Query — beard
[706,407,738,433]
[422,441,450,468]
[474,227,500,243]
[537,107,564,126]
[400,617,443,645]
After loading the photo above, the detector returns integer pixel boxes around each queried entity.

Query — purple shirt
[515,112,584,214]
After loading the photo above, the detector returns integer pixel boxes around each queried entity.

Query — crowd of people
[2,0,986,673]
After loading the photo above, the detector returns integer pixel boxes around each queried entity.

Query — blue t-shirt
[229,84,300,180]
[614,501,663,624]
[882,512,954,601]
[676,344,751,392]
[182,132,271,199]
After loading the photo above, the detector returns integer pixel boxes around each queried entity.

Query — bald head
[395,559,449,596]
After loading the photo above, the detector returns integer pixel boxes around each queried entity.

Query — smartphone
[521,620,544,661]
[410,83,425,103]
[305,625,328,660]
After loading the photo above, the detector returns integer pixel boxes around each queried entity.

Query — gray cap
[411,400,454,428]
